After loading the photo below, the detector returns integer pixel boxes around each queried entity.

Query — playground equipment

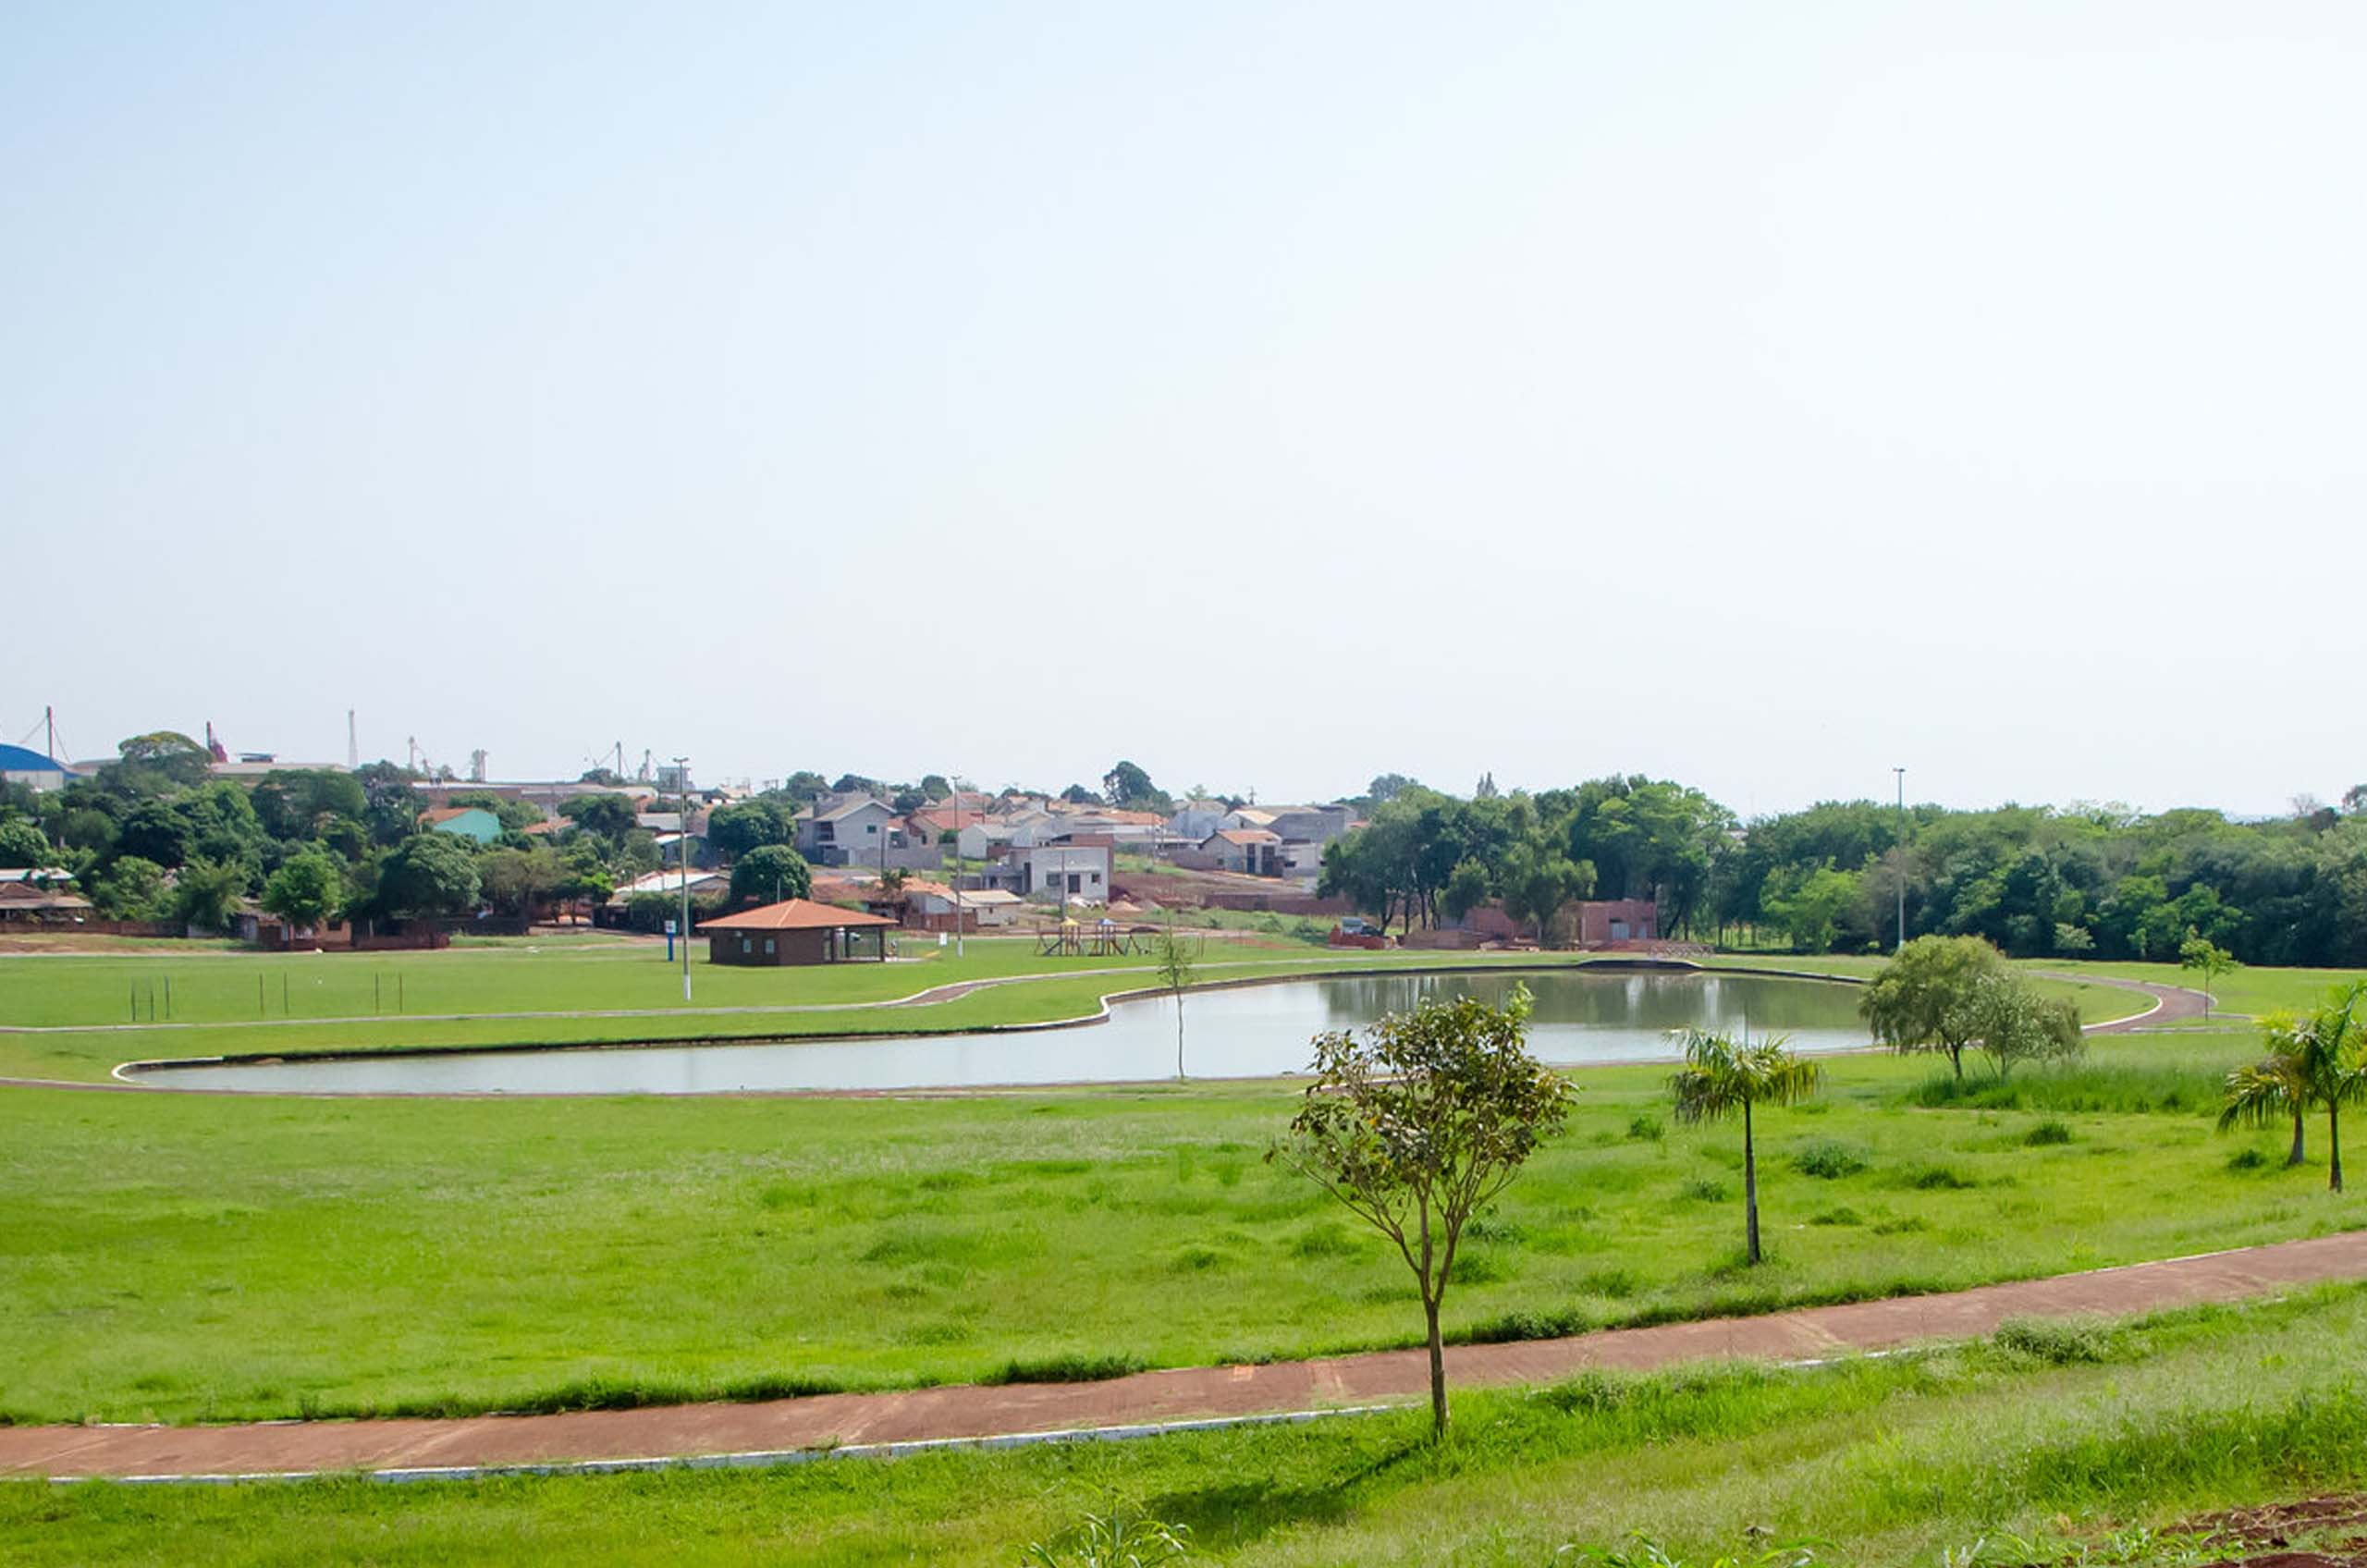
[1036,917,1153,957]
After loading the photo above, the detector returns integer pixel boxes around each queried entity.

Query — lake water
[130,969,1870,1096]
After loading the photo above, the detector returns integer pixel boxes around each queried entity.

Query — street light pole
[950,774,964,960]
[675,755,693,1002]
[1893,766,1907,953]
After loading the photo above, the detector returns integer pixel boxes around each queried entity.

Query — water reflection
[140,969,1869,1097]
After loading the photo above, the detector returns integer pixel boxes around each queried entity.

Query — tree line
[1318,776,2367,966]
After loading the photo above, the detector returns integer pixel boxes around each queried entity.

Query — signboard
[664,919,678,936]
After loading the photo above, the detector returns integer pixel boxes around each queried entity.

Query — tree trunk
[1424,1292,1447,1439]
[1173,995,1185,1081]
[1949,1043,1964,1081]
[1743,1098,1761,1266]
[2332,1105,2345,1194]
[2290,1108,2307,1167]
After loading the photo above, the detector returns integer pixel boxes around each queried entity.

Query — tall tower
[347,710,358,770]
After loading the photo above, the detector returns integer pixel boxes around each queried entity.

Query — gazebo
[697,897,898,967]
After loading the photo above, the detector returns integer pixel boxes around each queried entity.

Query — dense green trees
[377,833,482,918]
[261,851,345,927]
[729,844,813,907]
[706,799,794,862]
[1858,936,2008,1080]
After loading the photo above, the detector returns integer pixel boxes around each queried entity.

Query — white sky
[5,3,2361,816]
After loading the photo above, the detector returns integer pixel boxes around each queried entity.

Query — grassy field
[0,940,2152,1083]
[3,1028,2355,1427]
[10,1284,2367,1565]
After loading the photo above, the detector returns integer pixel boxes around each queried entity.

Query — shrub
[1626,1114,1665,1143]
[1905,1165,1977,1191]
[1993,1315,2111,1365]
[1466,1306,1591,1345]
[987,1353,1147,1386]
[1578,1268,1637,1298]
[1681,1177,1730,1203]
[2226,1146,2270,1171]
[1810,1207,1863,1227]
[1289,1222,1358,1258]
[2023,1119,2074,1146]
[1793,1139,1870,1179]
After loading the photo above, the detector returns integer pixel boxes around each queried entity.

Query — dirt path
[2040,972,2213,1035]
[8,1230,2360,1483]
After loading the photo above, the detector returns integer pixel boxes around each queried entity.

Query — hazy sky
[6,3,2361,817]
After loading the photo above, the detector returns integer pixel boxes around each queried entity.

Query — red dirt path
[7,1229,2360,1483]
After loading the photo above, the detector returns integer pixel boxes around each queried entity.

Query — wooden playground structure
[1036,917,1158,957]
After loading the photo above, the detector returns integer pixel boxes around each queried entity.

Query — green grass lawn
[11,1284,2367,1565]
[0,942,2149,1084]
[3,1030,2354,1428]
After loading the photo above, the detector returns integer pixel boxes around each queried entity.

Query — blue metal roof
[0,743,75,774]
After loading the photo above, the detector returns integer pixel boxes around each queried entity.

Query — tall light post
[949,773,964,960]
[675,755,693,1002]
[1893,766,1907,953]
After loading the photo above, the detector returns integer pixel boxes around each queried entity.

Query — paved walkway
[2054,973,2211,1034]
[8,1230,2361,1482]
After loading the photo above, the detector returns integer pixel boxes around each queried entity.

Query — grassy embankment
[1,1022,2353,1428]
[10,1284,2367,1565]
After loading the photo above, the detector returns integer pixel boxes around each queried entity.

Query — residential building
[1166,800,1230,839]
[792,793,938,870]
[1203,827,1284,876]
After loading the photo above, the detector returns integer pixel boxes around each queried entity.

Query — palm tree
[1670,1029,1821,1265]
[2219,985,2367,1193]
[2218,1017,2312,1168]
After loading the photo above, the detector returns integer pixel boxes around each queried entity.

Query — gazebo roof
[698,897,898,932]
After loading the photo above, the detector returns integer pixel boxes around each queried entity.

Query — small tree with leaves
[1963,973,2084,1081]
[1669,1030,1820,1265]
[1859,935,2007,1080]
[2179,935,2239,1021]
[1153,913,1200,1080]
[2219,984,2367,1191]
[1270,986,1572,1438]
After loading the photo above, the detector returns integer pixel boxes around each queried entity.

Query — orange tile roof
[699,897,898,932]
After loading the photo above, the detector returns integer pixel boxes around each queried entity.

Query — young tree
[1269,986,1573,1438]
[1153,913,1200,1080]
[1858,935,2008,1080]
[1669,1030,1820,1265]
[2219,985,2367,1191]
[2220,1023,2313,1168]
[261,851,345,928]
[2179,935,2239,1021]
[1963,973,2084,1081]
[729,844,812,907]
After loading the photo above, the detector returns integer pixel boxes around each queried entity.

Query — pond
[129,968,1870,1096]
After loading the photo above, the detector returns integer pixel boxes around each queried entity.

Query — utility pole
[43,705,55,764]
[949,773,964,959]
[1894,766,1907,952]
[675,756,693,1002]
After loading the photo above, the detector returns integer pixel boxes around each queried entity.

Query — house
[981,842,1112,904]
[1220,807,1278,833]
[956,820,1017,860]
[607,867,730,907]
[1167,800,1230,840]
[424,806,502,844]
[792,794,941,870]
[0,881,92,921]
[900,881,1024,930]
[0,743,80,792]
[1263,804,1355,845]
[698,898,898,966]
[1203,827,1283,876]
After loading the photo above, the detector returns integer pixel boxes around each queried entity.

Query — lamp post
[1893,766,1907,953]
[949,774,964,960]
[675,755,693,1002]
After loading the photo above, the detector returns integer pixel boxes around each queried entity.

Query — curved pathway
[9,1229,2361,1483]
[2041,972,2213,1035]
